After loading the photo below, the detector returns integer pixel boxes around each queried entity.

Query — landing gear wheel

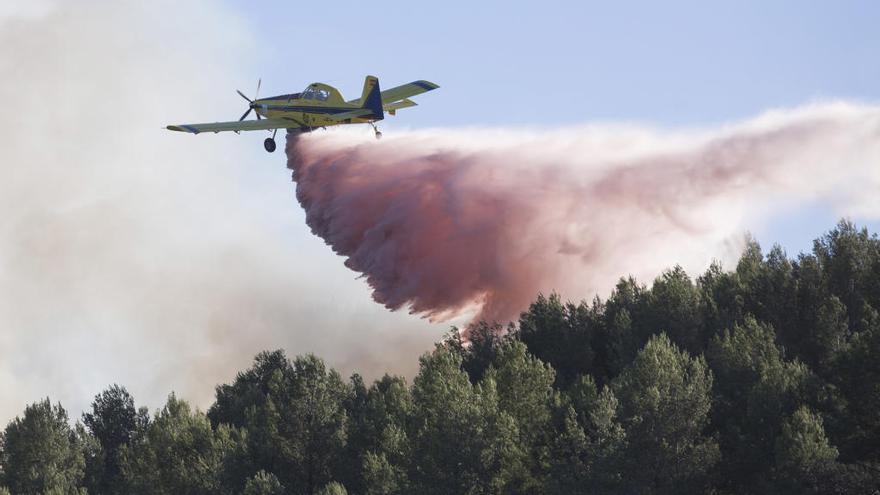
[374,131,383,140]
[264,137,276,153]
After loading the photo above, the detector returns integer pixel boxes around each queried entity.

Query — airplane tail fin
[360,75,384,120]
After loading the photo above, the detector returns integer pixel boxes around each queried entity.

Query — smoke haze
[0,1,443,425]
[287,104,880,323]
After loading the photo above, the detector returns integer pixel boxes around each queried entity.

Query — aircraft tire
[264,137,277,153]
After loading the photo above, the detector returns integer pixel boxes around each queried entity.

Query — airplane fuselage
[253,82,380,129]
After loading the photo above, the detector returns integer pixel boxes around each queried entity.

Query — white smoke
[0,1,442,425]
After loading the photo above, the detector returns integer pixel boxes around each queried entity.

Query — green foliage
[362,450,407,495]
[613,334,719,494]
[242,470,284,495]
[0,399,85,494]
[408,347,524,494]
[709,317,781,379]
[82,384,148,494]
[601,277,651,377]
[647,266,704,353]
[119,393,231,494]
[280,355,350,493]
[483,340,557,491]
[77,422,103,495]
[774,406,840,494]
[442,322,510,382]
[3,220,879,494]
[776,406,838,471]
[357,375,412,495]
[207,350,351,493]
[316,481,348,495]
[830,307,880,461]
[706,316,807,489]
[812,296,850,369]
[813,220,880,324]
[516,293,597,387]
[208,349,292,428]
[546,385,625,494]
[545,406,591,494]
[485,340,556,445]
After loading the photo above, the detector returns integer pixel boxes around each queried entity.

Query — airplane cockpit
[301,86,331,101]
[259,84,340,104]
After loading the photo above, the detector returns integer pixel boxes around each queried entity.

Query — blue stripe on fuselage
[261,93,302,101]
[264,105,359,114]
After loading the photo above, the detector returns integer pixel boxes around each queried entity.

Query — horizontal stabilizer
[384,98,417,115]
[380,80,439,105]
[348,80,439,106]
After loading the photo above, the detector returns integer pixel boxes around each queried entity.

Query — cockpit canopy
[302,85,331,101]
[259,83,342,104]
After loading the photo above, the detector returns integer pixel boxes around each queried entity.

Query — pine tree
[0,399,86,494]
[613,334,719,494]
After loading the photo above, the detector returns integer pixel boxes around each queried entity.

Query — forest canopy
[2,220,879,494]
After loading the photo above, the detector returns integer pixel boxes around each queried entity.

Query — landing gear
[370,122,382,140]
[264,129,278,153]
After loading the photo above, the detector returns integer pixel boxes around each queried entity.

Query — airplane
[166,75,439,152]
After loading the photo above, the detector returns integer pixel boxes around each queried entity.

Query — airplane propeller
[237,79,263,121]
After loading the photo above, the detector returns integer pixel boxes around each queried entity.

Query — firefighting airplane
[166,75,439,152]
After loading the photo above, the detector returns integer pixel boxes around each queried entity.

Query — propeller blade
[256,113,262,120]
[255,78,261,100]
[239,108,252,121]
[237,90,252,103]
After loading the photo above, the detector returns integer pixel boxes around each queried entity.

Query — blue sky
[241,1,878,124]
[235,0,880,254]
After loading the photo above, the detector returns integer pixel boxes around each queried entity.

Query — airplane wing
[166,118,300,134]
[380,80,439,104]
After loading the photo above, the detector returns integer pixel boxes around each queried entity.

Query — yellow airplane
[167,75,439,152]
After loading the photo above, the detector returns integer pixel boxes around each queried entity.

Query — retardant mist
[286,103,880,324]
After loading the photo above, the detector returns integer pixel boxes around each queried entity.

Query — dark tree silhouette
[3,221,880,495]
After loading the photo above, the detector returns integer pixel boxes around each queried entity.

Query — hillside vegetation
[2,221,879,494]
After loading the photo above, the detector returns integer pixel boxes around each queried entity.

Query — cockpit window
[302,86,330,101]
